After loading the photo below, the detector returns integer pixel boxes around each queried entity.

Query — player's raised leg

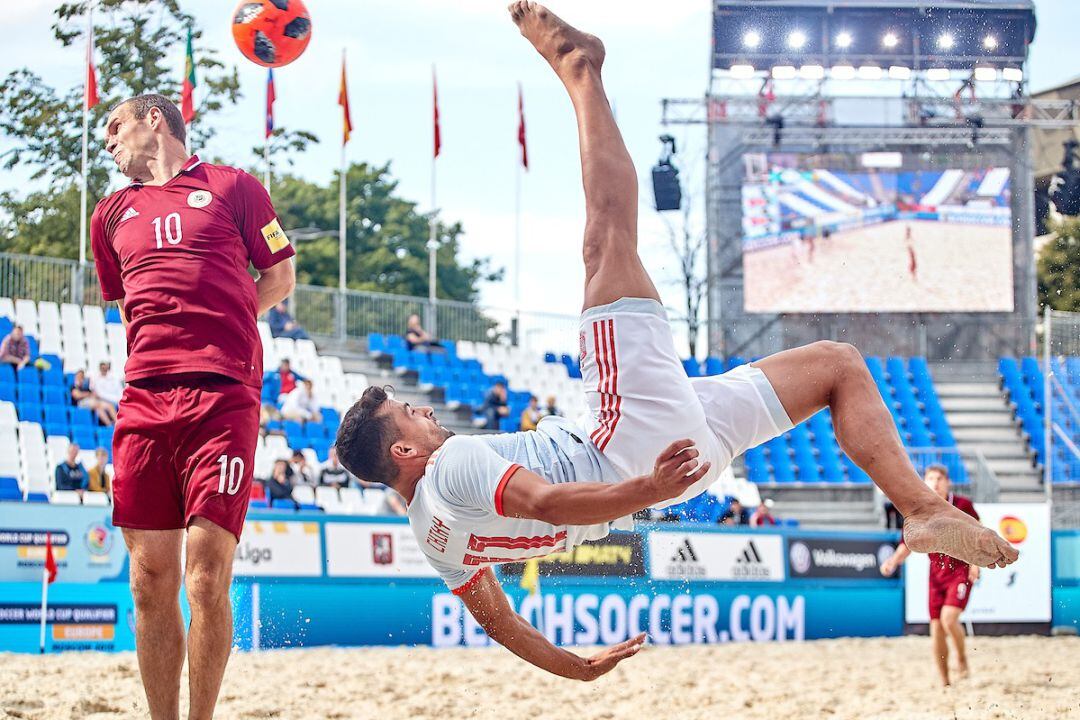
[509,1,659,309]
[751,342,1018,569]
[123,529,185,719]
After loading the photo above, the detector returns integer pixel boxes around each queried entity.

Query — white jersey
[407,415,631,593]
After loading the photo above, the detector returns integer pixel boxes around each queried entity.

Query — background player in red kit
[91,94,295,719]
[881,464,980,686]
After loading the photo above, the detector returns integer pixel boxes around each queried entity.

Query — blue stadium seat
[17,402,43,424]
[96,427,114,448]
[544,352,558,364]
[885,357,909,383]
[367,333,386,356]
[249,499,270,510]
[42,386,66,406]
[304,422,326,439]
[682,359,702,377]
[865,357,887,385]
[0,477,21,501]
[43,405,68,426]
[726,356,748,371]
[499,417,520,432]
[39,356,63,385]
[0,382,14,403]
[770,459,796,484]
[68,407,93,427]
[704,357,725,376]
[15,384,41,403]
[44,422,69,438]
[270,499,296,510]
[105,306,122,324]
[321,407,341,427]
[17,366,40,386]
[72,426,96,448]
[308,438,331,462]
[0,365,14,385]
[26,493,49,503]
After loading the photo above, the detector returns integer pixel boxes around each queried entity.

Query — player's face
[388,399,452,453]
[924,470,949,498]
[103,104,156,180]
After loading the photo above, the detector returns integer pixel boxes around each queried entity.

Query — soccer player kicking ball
[881,465,981,686]
[93,94,296,718]
[335,3,1018,681]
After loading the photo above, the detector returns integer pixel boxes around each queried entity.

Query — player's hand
[575,633,646,681]
[880,557,897,576]
[646,439,712,504]
[968,565,980,584]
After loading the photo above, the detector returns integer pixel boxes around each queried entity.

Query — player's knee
[813,341,864,379]
[129,559,181,609]
[184,558,232,609]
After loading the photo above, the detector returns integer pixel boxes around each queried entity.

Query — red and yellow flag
[339,53,352,145]
[180,26,196,124]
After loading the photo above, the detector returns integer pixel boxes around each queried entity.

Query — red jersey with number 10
[91,156,295,388]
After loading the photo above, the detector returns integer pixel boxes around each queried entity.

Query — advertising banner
[904,503,1051,623]
[0,583,136,652]
[787,537,899,580]
[500,531,645,578]
[648,531,785,582]
[233,520,322,578]
[0,505,125,584]
[325,522,439,578]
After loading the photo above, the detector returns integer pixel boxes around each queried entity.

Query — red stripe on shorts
[599,318,621,452]
[590,320,609,447]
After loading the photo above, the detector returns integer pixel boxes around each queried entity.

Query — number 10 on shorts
[217,455,244,495]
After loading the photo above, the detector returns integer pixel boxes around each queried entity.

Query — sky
[3,0,1080,332]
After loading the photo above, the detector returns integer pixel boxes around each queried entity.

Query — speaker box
[652,163,682,212]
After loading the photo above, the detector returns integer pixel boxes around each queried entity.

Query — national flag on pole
[265,68,276,139]
[432,67,441,158]
[85,24,98,110]
[44,533,57,585]
[181,26,196,124]
[517,83,528,170]
[339,54,352,145]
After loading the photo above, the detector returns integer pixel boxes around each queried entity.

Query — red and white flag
[44,533,58,584]
[517,83,528,170]
[85,26,98,110]
[432,67,442,159]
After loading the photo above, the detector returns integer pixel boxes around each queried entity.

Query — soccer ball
[231,0,312,68]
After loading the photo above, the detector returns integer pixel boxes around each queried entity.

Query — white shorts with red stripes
[579,297,793,509]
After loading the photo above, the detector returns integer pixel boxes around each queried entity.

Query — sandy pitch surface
[743,220,1014,313]
[1,636,1077,719]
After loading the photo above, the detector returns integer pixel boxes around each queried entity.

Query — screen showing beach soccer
[740,153,1015,314]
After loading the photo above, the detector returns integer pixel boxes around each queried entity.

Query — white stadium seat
[273,337,296,362]
[315,486,346,513]
[0,401,18,430]
[338,487,363,514]
[15,299,39,337]
[0,297,15,320]
[82,491,110,506]
[292,485,316,505]
[46,435,70,469]
[50,490,82,506]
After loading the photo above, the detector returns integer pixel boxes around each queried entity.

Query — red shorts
[928,568,973,620]
[112,374,261,541]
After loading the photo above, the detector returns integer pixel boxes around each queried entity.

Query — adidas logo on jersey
[120,207,140,223]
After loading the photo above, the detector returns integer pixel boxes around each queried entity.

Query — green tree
[1038,215,1080,312]
[0,0,242,258]
[273,162,500,301]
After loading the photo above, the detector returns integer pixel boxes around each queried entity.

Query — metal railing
[905,447,1000,504]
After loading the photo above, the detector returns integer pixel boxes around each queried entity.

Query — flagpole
[427,65,438,335]
[514,88,523,317]
[39,564,48,654]
[78,5,93,276]
[263,138,270,192]
[339,50,347,301]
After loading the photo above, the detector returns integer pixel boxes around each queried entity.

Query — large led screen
[741,153,1015,313]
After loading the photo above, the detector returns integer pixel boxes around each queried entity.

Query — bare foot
[507,1,605,79]
[956,663,970,680]
[903,499,1019,568]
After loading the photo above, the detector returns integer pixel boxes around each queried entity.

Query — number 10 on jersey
[152,212,182,248]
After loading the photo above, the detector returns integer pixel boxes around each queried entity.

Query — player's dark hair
[926,463,949,479]
[115,94,187,145]
[335,386,400,486]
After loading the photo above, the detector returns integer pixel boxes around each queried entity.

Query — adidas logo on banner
[664,537,705,578]
[733,540,771,579]
[120,207,140,223]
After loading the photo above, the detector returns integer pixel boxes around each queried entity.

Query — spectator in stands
[276,358,303,402]
[719,498,749,526]
[750,499,778,527]
[90,361,125,408]
[520,395,543,431]
[88,447,112,495]
[319,446,352,489]
[481,381,510,430]
[883,499,903,530]
[266,459,296,505]
[281,379,322,424]
[0,324,30,370]
[55,443,89,494]
[71,369,117,426]
[267,301,310,340]
[404,314,443,352]
[290,449,316,487]
[541,395,562,418]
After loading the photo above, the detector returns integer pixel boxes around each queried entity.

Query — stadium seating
[999,356,1078,484]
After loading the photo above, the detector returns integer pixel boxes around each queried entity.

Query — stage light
[937,33,955,50]
[787,30,807,50]
[974,66,998,82]
[799,64,825,80]
[835,32,853,49]
[831,64,856,80]
[743,30,761,49]
[888,65,911,80]
[772,65,797,80]
[858,65,883,80]
[983,35,999,50]
[882,32,899,48]
[730,64,755,79]
[927,68,950,81]
[1002,67,1024,82]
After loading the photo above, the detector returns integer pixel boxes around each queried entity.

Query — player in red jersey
[91,94,295,719]
[881,464,980,686]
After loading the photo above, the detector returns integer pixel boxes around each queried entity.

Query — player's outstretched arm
[500,439,711,526]
[458,568,645,681]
